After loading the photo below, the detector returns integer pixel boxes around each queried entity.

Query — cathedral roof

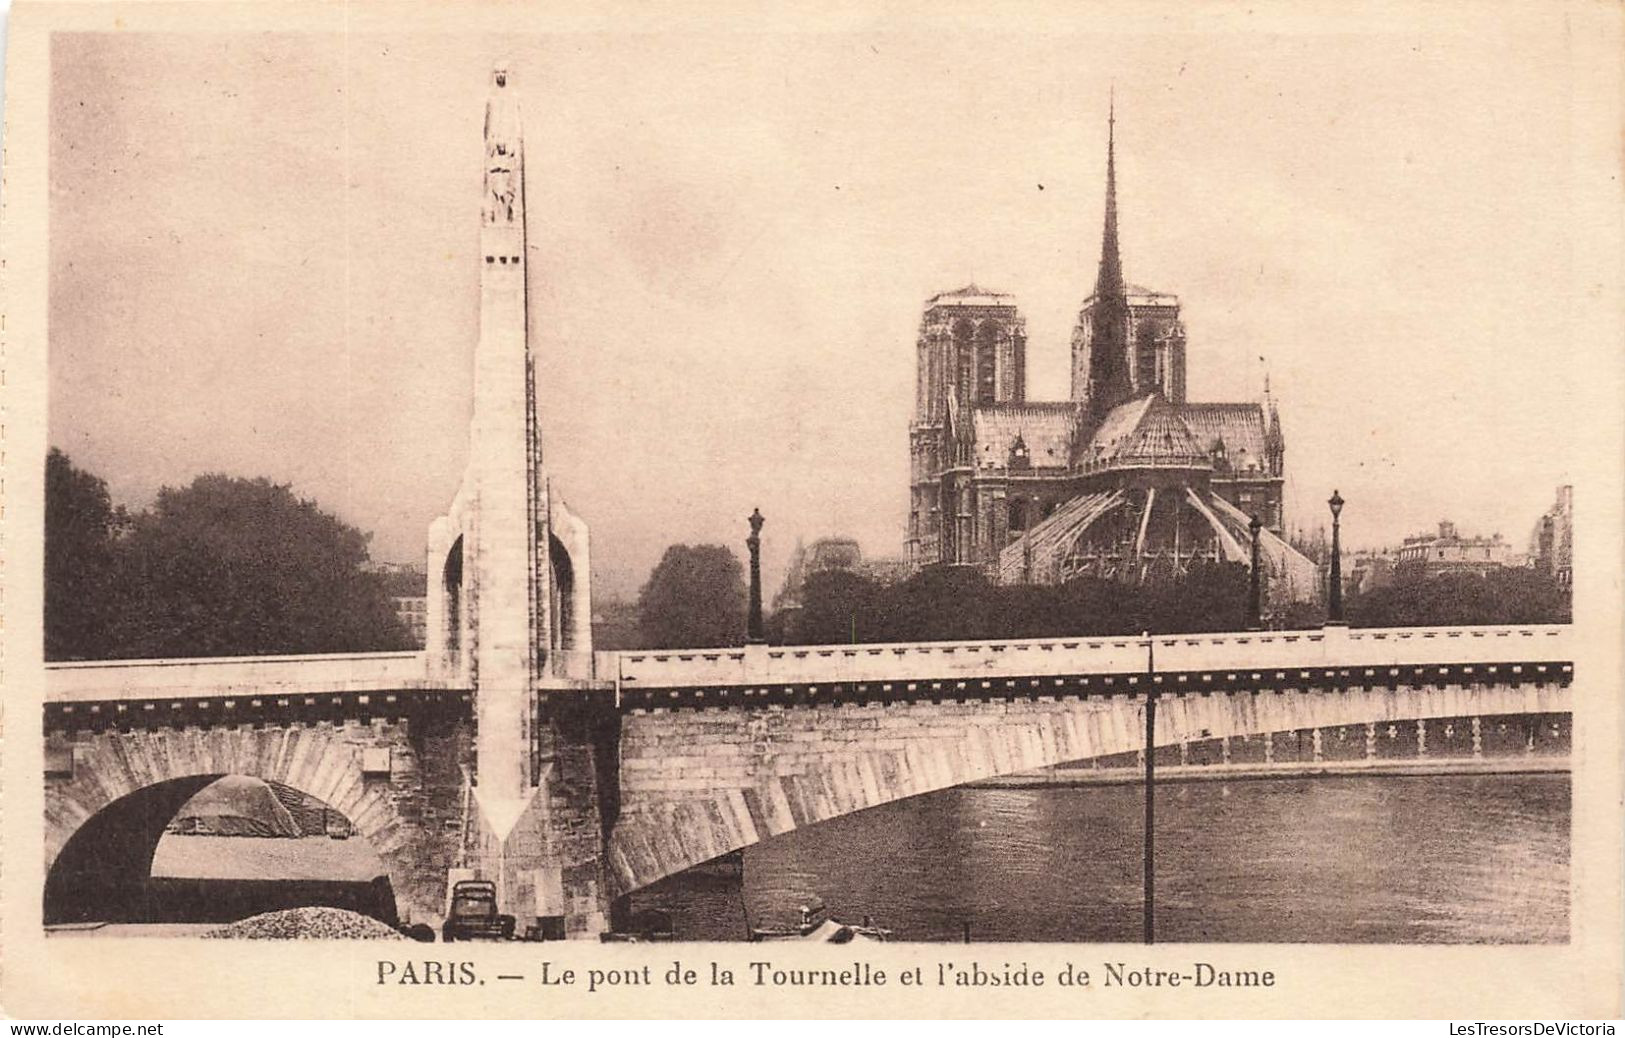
[1079,284,1179,308]
[971,403,1080,471]
[1175,402,1271,476]
[1085,394,1156,453]
[1082,394,1208,469]
[926,284,1018,309]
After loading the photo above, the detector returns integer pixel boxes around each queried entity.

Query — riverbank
[966,754,1569,788]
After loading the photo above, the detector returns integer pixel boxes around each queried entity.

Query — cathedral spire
[1085,92,1133,423]
[1095,89,1125,301]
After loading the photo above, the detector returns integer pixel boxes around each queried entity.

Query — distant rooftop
[1402,520,1505,547]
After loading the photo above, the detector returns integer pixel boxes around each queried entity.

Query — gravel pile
[204,906,405,940]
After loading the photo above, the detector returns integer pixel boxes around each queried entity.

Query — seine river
[630,773,1569,944]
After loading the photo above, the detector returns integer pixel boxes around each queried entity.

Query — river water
[630,773,1569,944]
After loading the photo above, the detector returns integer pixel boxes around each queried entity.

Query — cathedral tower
[907,285,1027,565]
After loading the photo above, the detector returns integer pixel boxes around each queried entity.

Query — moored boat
[749,903,891,943]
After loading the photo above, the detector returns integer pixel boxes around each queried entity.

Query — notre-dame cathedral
[906,109,1318,602]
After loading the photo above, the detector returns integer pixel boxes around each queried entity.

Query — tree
[1273,598,1327,630]
[45,449,127,660]
[636,544,747,649]
[52,467,412,662]
[111,474,413,657]
[1347,569,1570,628]
[780,560,1277,645]
[1053,576,1143,636]
[796,569,884,644]
[987,581,1073,640]
[880,566,997,642]
[1140,561,1250,633]
[48,457,411,659]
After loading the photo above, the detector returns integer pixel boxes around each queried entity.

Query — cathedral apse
[905,106,1317,604]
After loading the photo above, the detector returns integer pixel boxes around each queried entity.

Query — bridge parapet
[45,650,439,704]
[41,624,1572,707]
[606,624,1572,691]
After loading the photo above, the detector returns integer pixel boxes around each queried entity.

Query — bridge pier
[467,687,619,939]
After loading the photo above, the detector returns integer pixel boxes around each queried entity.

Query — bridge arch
[606,677,1570,895]
[45,726,437,925]
[442,534,465,675]
[549,533,576,652]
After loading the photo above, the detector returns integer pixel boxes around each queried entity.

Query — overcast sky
[49,25,1583,600]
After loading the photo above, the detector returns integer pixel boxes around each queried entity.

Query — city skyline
[49,30,1583,599]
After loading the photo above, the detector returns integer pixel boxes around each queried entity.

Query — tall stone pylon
[425,66,600,934]
[470,64,541,842]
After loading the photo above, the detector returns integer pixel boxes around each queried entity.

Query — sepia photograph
[4,1,1622,1021]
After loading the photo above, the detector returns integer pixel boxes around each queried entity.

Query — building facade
[906,108,1315,602]
[392,596,428,647]
[366,561,429,648]
[1529,485,1573,589]
[1347,549,1398,596]
[1394,520,1513,581]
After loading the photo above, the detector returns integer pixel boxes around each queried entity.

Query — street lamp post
[1142,630,1156,945]
[1327,490,1345,624]
[746,508,766,644]
[1246,513,1263,630]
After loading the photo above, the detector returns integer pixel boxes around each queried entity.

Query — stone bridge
[44,623,1572,935]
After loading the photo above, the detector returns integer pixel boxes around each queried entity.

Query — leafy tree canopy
[45,449,127,660]
[778,559,1568,645]
[45,452,411,660]
[784,561,1253,645]
[1347,569,1570,628]
[636,544,747,649]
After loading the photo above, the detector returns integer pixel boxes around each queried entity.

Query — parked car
[440,880,515,942]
